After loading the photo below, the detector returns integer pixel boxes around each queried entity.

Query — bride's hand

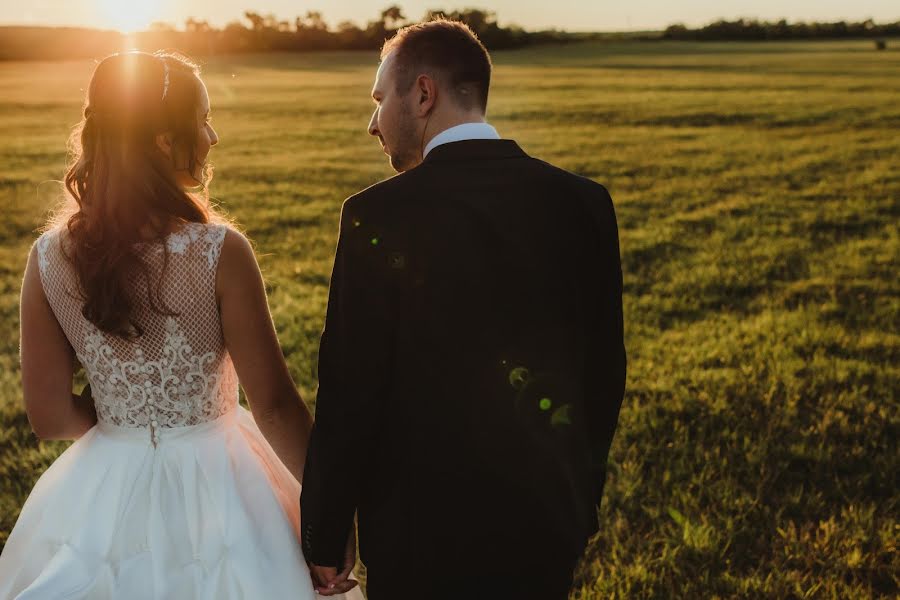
[310,528,359,596]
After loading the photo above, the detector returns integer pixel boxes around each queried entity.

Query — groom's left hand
[309,528,358,596]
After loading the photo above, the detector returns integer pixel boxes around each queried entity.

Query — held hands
[308,527,359,596]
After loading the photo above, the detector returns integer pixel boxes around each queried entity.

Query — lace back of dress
[36,223,238,439]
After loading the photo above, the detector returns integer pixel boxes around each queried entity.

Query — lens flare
[508,366,530,391]
[97,0,165,33]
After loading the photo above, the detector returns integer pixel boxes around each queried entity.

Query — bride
[0,50,362,599]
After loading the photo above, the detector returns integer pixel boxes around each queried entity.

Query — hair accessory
[161,61,170,100]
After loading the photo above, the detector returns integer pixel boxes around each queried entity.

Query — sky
[2,0,898,33]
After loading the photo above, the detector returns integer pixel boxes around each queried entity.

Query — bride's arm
[216,228,313,483]
[20,243,97,440]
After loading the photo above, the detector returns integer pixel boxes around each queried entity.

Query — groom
[301,18,626,599]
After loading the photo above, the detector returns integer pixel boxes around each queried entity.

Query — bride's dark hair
[52,50,223,339]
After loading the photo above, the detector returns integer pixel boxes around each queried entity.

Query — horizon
[2,0,899,34]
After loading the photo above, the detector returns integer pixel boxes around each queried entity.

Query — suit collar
[421,139,528,164]
[423,122,501,157]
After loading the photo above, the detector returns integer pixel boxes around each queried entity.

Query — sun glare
[97,0,162,33]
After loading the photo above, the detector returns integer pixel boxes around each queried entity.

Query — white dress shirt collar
[423,122,501,158]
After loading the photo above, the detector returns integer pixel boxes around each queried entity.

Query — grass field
[1,39,898,597]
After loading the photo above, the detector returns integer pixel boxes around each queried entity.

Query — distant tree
[661,17,900,41]
[299,11,328,32]
[185,18,212,33]
[335,20,367,49]
[223,20,252,51]
[381,6,406,30]
[426,8,530,49]
[149,21,176,32]
[243,11,284,50]
[244,11,264,32]
[262,14,280,30]
[663,23,689,39]
[771,19,790,39]
[454,9,496,35]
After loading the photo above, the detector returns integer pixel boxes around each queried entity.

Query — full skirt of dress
[0,406,364,600]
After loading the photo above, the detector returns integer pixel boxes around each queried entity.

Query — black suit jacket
[300,139,626,579]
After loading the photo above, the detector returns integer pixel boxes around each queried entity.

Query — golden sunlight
[96,0,165,33]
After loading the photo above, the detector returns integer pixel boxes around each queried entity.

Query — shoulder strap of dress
[35,228,59,280]
[164,222,228,271]
[199,223,228,271]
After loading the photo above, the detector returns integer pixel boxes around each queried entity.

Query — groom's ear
[414,74,437,117]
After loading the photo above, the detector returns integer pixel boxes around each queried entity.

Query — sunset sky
[2,0,898,33]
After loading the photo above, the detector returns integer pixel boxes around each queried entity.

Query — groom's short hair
[381,18,492,113]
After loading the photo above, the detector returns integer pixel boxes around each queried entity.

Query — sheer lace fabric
[36,222,237,445]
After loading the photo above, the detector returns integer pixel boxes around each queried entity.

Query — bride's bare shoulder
[214,226,261,295]
[218,225,256,263]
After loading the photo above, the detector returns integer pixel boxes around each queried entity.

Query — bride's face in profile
[165,77,219,188]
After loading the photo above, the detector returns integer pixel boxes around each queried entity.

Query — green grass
[1,39,898,598]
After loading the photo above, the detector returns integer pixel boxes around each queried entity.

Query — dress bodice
[36,222,238,445]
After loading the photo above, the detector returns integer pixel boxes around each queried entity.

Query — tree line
[663,18,900,41]
[0,7,593,61]
[2,10,898,61]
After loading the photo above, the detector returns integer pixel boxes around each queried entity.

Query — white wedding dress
[0,223,364,599]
